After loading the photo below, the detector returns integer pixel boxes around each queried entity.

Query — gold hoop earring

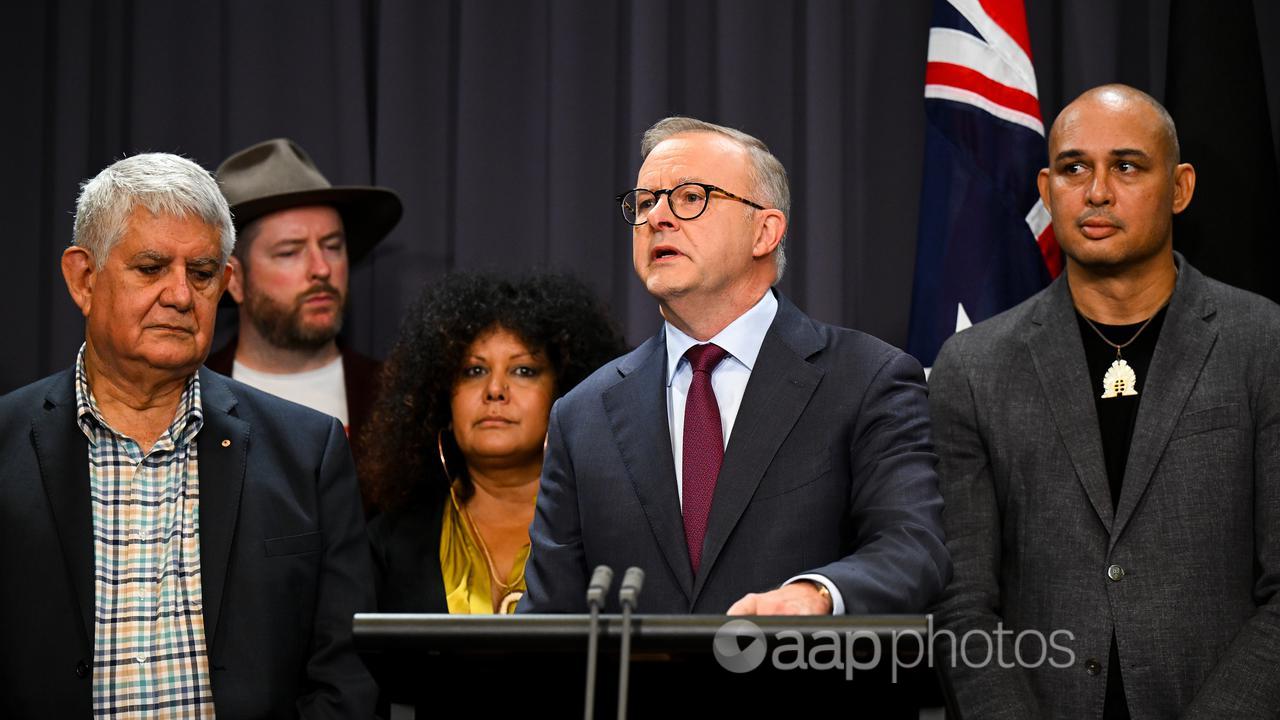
[437,428,455,482]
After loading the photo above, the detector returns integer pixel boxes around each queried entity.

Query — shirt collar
[74,343,204,449]
[664,289,779,386]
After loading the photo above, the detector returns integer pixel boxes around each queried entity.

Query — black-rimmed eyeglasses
[616,182,766,225]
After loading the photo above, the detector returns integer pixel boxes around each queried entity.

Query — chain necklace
[458,497,527,614]
[1080,309,1161,399]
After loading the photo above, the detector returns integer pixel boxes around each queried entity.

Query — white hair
[73,152,235,268]
[641,116,791,280]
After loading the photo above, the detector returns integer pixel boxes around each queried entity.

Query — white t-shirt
[232,355,350,429]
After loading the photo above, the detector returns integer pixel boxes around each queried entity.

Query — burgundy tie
[682,343,729,574]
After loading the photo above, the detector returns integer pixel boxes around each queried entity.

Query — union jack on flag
[907,0,1062,369]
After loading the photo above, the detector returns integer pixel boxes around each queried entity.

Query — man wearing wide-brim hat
[207,138,401,486]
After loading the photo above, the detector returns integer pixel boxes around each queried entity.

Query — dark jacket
[520,291,951,614]
[0,367,377,718]
[367,489,450,613]
[931,256,1280,718]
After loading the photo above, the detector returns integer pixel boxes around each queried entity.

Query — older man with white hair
[0,152,376,718]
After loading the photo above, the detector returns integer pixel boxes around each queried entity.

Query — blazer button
[74,659,90,679]
[1085,658,1102,676]
[1107,564,1125,581]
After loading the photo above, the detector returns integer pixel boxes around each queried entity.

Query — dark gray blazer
[930,256,1280,719]
[520,291,951,614]
[0,367,376,719]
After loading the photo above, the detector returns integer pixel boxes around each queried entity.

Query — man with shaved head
[931,84,1280,718]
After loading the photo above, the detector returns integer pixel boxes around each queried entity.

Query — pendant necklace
[459,498,527,614]
[1081,310,1160,399]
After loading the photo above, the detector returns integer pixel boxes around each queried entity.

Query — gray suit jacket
[520,291,951,614]
[930,256,1280,719]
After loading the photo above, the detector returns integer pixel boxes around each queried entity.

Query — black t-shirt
[1075,306,1168,508]
[1073,303,1168,720]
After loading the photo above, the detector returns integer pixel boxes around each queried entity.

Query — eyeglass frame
[615,182,767,226]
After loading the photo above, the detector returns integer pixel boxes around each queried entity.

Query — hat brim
[230,185,403,265]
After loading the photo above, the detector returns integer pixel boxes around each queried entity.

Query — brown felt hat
[216,138,402,264]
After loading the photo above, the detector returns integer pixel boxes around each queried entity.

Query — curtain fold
[2,0,1276,392]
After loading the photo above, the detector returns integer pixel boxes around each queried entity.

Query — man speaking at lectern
[521,117,950,615]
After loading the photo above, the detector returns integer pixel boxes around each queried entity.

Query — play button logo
[712,619,767,673]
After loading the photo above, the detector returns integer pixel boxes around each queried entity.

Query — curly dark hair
[359,272,627,512]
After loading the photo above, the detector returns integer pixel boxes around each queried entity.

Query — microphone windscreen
[621,566,645,593]
[619,566,645,608]
[587,565,614,606]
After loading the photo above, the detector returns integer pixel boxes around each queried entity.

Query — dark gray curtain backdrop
[3,0,1277,393]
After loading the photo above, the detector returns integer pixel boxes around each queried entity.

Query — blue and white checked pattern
[76,347,215,719]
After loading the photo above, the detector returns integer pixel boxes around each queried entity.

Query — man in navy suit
[521,117,950,615]
[0,152,375,717]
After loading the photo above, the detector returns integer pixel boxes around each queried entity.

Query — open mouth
[652,245,682,261]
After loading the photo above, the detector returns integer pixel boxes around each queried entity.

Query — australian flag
[907,0,1061,369]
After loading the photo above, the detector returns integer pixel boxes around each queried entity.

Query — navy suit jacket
[520,292,951,614]
[0,367,376,718]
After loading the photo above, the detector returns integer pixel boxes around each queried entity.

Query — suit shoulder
[368,489,444,547]
[811,320,917,371]
[340,345,383,376]
[825,322,903,356]
[0,372,64,409]
[0,371,71,431]
[934,287,1045,367]
[1201,275,1280,328]
[554,339,654,408]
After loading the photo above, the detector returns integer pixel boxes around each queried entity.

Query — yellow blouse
[439,482,531,614]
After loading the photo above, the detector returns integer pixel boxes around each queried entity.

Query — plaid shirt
[76,347,215,718]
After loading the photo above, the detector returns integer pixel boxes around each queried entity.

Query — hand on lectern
[726,581,833,616]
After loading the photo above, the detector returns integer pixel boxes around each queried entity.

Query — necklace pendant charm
[498,591,524,615]
[1101,359,1139,399]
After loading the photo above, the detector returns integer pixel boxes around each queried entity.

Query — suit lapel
[196,369,250,646]
[31,370,94,646]
[1111,264,1217,547]
[1026,277,1114,530]
[692,298,824,603]
[602,336,694,602]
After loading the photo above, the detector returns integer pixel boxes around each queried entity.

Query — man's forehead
[257,204,345,239]
[637,132,750,182]
[1050,96,1165,156]
[116,208,221,256]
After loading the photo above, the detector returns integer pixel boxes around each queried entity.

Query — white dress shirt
[662,289,845,613]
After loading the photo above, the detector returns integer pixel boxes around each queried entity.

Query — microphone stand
[583,565,613,720]
[616,567,645,720]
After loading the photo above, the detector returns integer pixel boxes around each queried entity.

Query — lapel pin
[221,439,231,448]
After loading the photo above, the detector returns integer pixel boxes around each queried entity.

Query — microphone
[586,565,613,611]
[583,565,613,720]
[618,567,645,610]
[616,567,645,720]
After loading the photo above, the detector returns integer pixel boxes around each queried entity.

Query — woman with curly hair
[362,273,626,614]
